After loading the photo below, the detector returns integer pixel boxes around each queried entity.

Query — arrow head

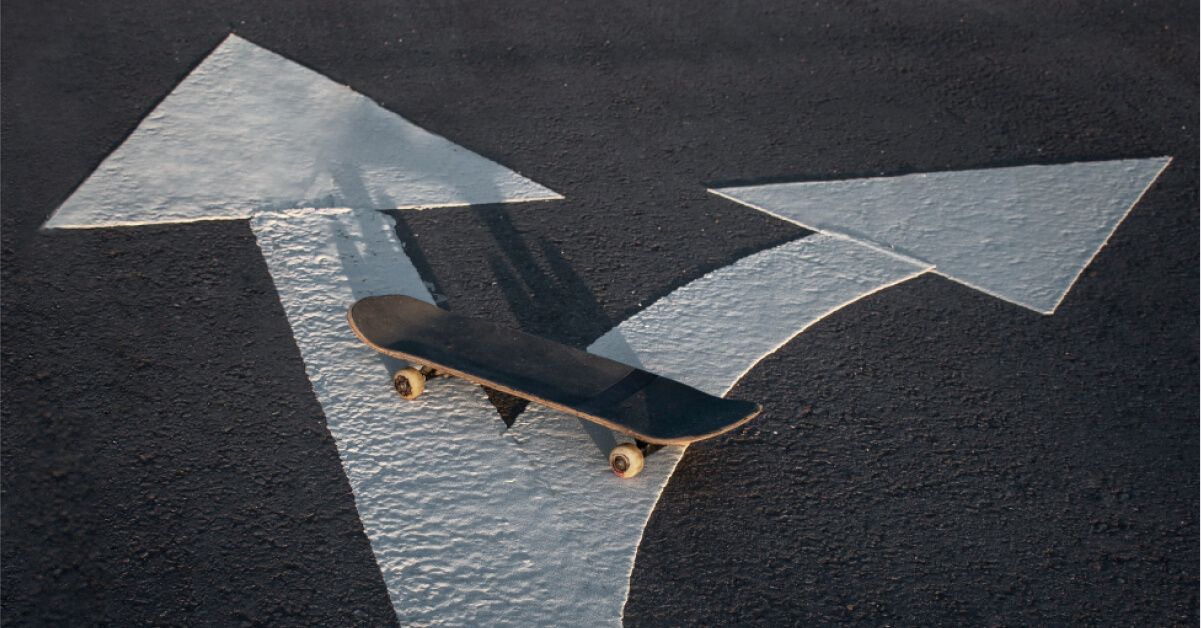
[45,35,561,230]
[712,158,1171,314]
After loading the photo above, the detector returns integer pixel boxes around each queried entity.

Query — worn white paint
[251,207,669,625]
[711,158,1171,313]
[251,208,925,625]
[43,34,560,230]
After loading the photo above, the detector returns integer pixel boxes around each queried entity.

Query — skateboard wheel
[392,367,426,400]
[609,443,645,479]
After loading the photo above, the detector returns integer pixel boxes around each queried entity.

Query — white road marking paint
[252,209,925,625]
[711,158,1171,314]
[589,234,932,397]
[43,34,560,230]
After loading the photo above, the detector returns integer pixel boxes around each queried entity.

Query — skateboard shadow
[385,199,619,439]
[327,149,647,458]
[325,151,588,436]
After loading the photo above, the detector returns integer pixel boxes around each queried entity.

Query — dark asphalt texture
[2,1,1197,625]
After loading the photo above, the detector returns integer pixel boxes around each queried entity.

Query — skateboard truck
[635,439,662,456]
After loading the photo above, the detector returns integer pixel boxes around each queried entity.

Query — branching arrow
[43,32,1152,626]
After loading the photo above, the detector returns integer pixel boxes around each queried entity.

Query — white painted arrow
[43,34,559,230]
[711,158,1171,314]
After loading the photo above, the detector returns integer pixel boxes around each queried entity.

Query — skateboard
[347,295,762,478]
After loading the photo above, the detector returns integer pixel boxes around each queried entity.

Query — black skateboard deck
[347,295,761,476]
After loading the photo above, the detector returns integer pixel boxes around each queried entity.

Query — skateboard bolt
[613,456,629,473]
[394,379,410,396]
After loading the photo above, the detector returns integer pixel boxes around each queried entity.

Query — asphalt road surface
[3,1,1197,625]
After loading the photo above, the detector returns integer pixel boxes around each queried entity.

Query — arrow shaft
[250,208,926,624]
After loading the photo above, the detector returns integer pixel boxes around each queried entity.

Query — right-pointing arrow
[711,158,1171,314]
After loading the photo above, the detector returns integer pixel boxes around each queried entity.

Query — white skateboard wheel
[392,367,426,400]
[609,443,645,478]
